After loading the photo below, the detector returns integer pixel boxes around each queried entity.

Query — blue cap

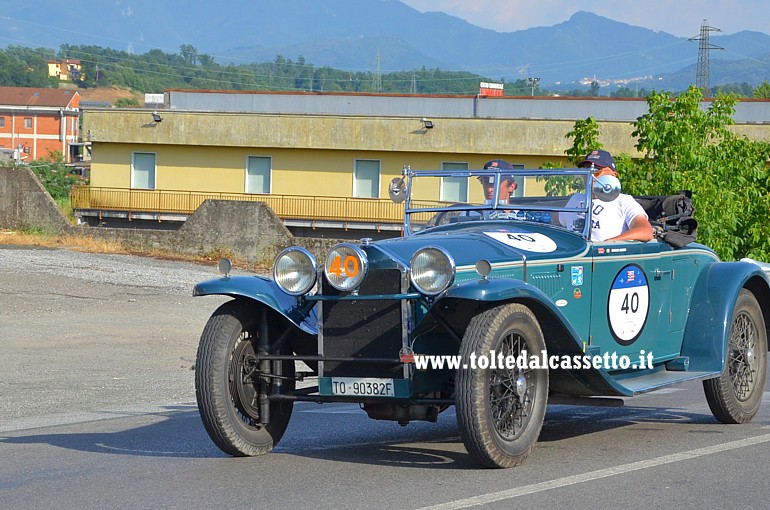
[481,159,516,182]
[579,150,616,171]
[483,159,513,170]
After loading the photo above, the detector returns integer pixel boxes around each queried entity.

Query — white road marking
[417,433,770,510]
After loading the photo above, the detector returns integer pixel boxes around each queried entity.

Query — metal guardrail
[70,186,438,225]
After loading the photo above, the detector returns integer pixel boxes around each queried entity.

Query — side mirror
[388,177,407,203]
[593,174,621,202]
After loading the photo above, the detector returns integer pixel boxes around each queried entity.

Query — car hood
[372,222,588,268]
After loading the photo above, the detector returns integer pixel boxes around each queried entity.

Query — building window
[0,117,5,128]
[441,162,469,202]
[131,152,156,189]
[24,118,32,129]
[246,156,271,194]
[354,159,380,198]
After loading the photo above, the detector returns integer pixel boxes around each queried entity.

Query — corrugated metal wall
[166,91,770,123]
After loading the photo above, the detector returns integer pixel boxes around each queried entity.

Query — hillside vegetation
[1,44,540,97]
[4,44,770,100]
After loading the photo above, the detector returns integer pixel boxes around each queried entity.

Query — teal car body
[193,167,770,467]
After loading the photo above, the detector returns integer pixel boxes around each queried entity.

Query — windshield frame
[401,167,596,239]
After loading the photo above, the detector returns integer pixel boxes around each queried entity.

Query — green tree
[713,82,753,97]
[754,80,770,99]
[625,86,770,260]
[198,54,215,68]
[564,117,602,166]
[538,117,604,195]
[114,97,140,107]
[610,86,651,98]
[1,46,53,87]
[26,151,87,203]
[179,44,199,66]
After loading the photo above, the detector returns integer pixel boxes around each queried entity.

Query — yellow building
[47,59,84,82]
[76,91,770,234]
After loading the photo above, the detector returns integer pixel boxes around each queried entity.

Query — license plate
[330,377,395,397]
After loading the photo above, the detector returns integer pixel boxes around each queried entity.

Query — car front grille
[320,268,404,378]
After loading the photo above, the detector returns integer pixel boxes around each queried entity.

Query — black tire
[456,303,548,468]
[703,289,767,424]
[195,300,295,456]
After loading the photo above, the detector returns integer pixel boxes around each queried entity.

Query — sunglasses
[478,177,514,184]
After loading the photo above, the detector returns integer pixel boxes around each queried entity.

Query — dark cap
[483,159,513,170]
[578,150,616,171]
[480,159,516,183]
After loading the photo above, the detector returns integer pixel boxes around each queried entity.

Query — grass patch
[0,228,270,273]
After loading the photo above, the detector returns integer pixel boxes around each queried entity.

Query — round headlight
[324,243,368,292]
[410,246,455,296]
[273,247,317,296]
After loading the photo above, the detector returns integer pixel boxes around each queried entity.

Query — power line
[689,19,723,96]
[372,48,381,93]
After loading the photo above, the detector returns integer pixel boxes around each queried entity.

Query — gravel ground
[0,246,259,431]
[0,245,249,291]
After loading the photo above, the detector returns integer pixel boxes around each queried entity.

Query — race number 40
[607,264,649,345]
[483,232,557,253]
[327,254,360,278]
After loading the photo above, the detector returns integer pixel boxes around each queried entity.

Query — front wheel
[455,303,548,468]
[195,300,295,456]
[703,289,767,424]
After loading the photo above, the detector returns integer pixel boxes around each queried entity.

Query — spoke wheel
[230,333,264,428]
[704,289,767,424]
[489,331,535,441]
[196,300,295,456]
[456,303,548,468]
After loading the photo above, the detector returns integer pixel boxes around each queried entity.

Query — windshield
[402,168,595,237]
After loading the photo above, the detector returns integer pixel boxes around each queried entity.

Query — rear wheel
[456,303,548,468]
[195,300,295,456]
[703,289,767,424]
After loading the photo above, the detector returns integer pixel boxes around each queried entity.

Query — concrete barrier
[0,166,345,265]
[0,167,71,233]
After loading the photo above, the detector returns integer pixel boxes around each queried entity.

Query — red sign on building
[479,82,504,96]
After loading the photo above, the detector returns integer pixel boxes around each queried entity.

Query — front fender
[193,275,318,335]
[681,261,770,373]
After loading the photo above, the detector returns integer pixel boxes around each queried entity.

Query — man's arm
[607,215,653,242]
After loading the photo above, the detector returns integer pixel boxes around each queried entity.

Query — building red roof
[0,87,79,108]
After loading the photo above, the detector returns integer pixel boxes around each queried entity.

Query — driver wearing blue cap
[479,160,517,205]
[559,150,653,242]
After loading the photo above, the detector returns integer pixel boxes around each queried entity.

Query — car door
[589,240,678,367]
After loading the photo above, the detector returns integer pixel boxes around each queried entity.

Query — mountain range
[2,0,770,91]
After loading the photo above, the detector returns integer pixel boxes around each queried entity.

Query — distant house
[47,59,84,82]
[0,87,80,163]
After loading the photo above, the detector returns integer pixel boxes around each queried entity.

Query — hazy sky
[400,0,769,37]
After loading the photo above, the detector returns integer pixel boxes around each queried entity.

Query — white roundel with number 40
[607,264,649,345]
[484,232,557,253]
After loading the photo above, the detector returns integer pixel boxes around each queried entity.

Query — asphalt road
[1,246,769,509]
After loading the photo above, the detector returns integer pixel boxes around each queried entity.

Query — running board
[612,369,719,395]
[548,395,624,407]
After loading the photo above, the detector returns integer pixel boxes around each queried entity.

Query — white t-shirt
[559,193,647,242]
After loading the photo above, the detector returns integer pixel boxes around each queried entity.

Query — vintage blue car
[193,167,769,468]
